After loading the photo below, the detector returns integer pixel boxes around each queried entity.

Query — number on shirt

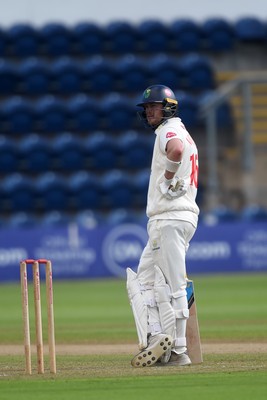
[190,153,198,188]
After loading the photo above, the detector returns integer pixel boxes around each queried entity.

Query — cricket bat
[186,279,203,364]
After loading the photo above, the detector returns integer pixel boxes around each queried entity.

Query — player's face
[144,103,164,127]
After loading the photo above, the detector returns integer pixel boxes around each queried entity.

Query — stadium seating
[74,209,104,228]
[82,55,116,93]
[105,21,139,53]
[0,136,20,173]
[179,53,215,91]
[240,204,267,222]
[101,170,135,209]
[137,19,171,52]
[0,17,266,223]
[0,60,18,95]
[101,93,136,130]
[84,131,118,170]
[66,94,101,132]
[1,96,35,134]
[1,173,36,212]
[18,134,53,173]
[35,172,69,211]
[202,18,236,51]
[106,208,139,225]
[115,54,148,92]
[72,21,106,55]
[148,53,182,90]
[35,95,68,133]
[39,210,70,226]
[117,130,153,169]
[51,132,86,171]
[6,23,39,57]
[0,27,8,57]
[234,17,267,42]
[68,171,102,210]
[17,58,51,95]
[7,212,38,228]
[170,19,202,52]
[50,57,83,94]
[39,22,72,56]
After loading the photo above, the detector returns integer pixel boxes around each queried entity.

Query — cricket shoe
[167,351,192,366]
[131,334,173,368]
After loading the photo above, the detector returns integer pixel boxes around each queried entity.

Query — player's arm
[159,138,189,199]
[164,138,184,180]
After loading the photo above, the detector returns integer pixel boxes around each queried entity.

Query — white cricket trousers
[137,219,196,295]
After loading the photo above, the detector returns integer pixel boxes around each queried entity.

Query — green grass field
[1,273,267,399]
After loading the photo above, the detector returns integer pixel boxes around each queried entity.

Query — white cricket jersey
[147,117,199,227]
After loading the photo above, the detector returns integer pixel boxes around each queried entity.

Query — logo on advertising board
[102,224,148,277]
[237,228,267,270]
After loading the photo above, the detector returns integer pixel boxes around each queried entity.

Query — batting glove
[159,177,189,200]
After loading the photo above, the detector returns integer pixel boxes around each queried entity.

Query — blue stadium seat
[1,96,35,134]
[202,18,236,51]
[39,22,72,56]
[204,205,239,224]
[234,17,267,42]
[50,57,83,94]
[39,211,70,227]
[74,209,103,229]
[0,136,20,173]
[7,212,37,228]
[101,170,135,209]
[83,55,116,93]
[118,130,153,169]
[106,208,139,225]
[176,91,198,128]
[133,169,150,208]
[148,53,182,90]
[36,172,69,211]
[72,22,106,55]
[105,21,139,53]
[115,54,148,92]
[68,171,102,210]
[138,19,170,52]
[0,60,18,95]
[35,95,68,133]
[170,19,202,52]
[101,93,136,130]
[18,133,53,173]
[84,131,118,170]
[66,94,101,132]
[197,91,234,128]
[241,204,267,222]
[52,132,85,171]
[2,173,36,212]
[179,53,215,91]
[0,27,8,57]
[6,23,39,57]
[17,58,51,95]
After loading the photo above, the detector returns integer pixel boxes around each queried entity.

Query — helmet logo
[165,88,173,97]
[144,88,151,99]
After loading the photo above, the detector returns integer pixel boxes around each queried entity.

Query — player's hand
[159,177,189,199]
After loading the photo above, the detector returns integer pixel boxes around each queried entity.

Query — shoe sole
[131,335,172,368]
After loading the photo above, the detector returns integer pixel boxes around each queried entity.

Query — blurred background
[0,0,267,281]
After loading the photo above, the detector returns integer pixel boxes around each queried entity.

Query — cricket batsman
[127,85,200,367]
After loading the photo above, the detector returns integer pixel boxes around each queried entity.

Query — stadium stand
[0,17,266,225]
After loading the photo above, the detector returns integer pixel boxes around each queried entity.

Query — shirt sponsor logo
[166,132,177,138]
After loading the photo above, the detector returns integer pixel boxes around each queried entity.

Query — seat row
[0,169,150,212]
[2,203,267,229]
[0,53,215,95]
[0,131,154,173]
[0,17,266,58]
[0,91,233,134]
